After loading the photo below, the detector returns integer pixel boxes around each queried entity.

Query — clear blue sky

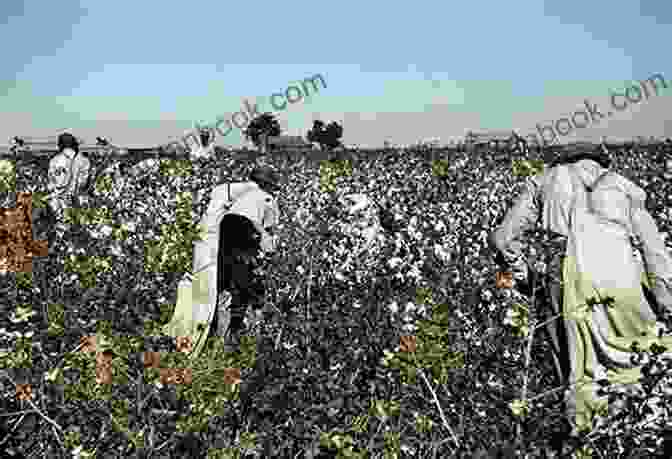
[1,0,670,148]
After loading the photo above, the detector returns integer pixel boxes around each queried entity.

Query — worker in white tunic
[47,133,91,223]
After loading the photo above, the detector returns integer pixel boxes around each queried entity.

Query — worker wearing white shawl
[490,153,672,433]
[162,167,280,358]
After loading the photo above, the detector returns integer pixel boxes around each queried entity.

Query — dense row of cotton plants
[0,143,670,457]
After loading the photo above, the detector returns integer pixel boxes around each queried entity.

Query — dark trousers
[538,236,571,388]
[214,214,264,334]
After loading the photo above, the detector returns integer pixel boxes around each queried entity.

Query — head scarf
[539,158,646,238]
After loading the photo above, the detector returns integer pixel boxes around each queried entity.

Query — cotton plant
[10,305,36,324]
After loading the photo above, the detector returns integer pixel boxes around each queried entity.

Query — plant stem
[419,369,460,448]
[0,372,64,436]
[516,275,538,448]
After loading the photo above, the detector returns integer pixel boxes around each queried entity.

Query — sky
[0,0,670,149]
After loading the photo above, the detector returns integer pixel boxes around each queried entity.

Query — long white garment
[560,160,672,430]
[162,181,279,357]
[161,182,256,356]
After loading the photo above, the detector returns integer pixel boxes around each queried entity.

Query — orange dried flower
[80,335,97,353]
[175,336,193,354]
[400,335,417,353]
[143,351,161,368]
[16,384,32,401]
[496,271,514,289]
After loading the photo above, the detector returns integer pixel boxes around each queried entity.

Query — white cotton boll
[388,257,403,269]
[402,323,417,333]
[110,244,123,257]
[388,301,399,314]
[408,266,422,280]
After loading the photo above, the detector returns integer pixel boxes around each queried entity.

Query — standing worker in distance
[46,133,91,227]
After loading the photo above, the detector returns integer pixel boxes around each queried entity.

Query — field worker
[192,128,216,160]
[162,165,282,357]
[489,145,672,436]
[47,133,91,220]
[182,126,216,161]
[216,165,282,350]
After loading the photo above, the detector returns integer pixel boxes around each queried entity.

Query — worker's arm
[488,175,542,284]
[259,197,280,254]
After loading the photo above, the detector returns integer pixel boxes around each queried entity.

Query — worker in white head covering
[490,146,672,436]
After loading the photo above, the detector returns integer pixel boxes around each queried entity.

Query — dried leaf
[399,335,417,353]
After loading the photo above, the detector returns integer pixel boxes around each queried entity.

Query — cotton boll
[388,301,399,314]
[401,323,417,333]
[387,257,403,269]
[110,244,123,257]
